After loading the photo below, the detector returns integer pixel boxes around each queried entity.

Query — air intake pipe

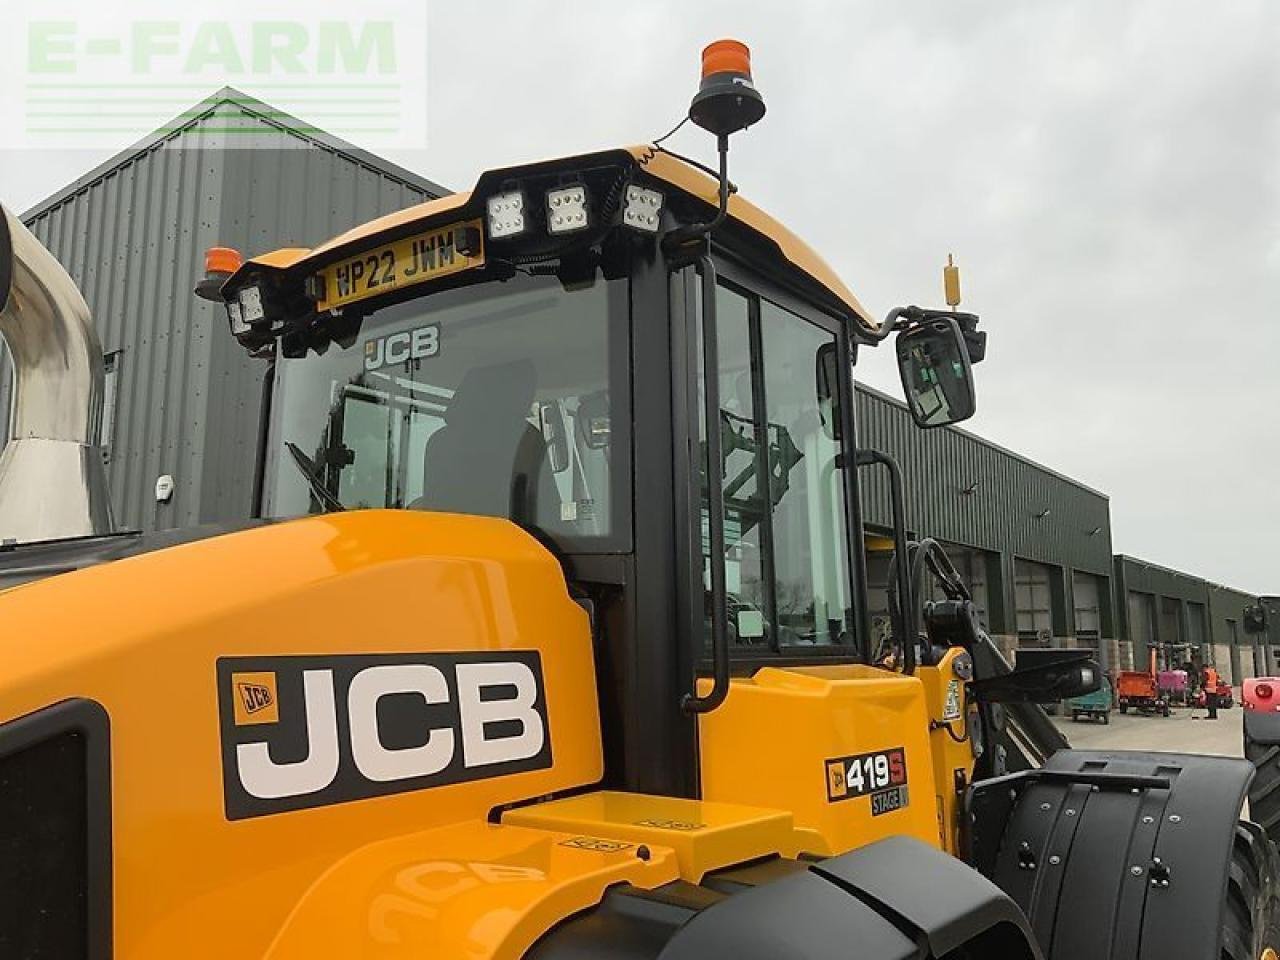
[0,204,114,543]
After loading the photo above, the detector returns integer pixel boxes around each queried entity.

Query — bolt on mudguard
[966,749,1253,959]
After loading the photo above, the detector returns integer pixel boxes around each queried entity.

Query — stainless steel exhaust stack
[0,204,114,543]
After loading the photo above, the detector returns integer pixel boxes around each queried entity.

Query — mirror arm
[861,305,914,344]
[863,304,984,367]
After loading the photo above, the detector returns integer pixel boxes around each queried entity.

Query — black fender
[531,837,1041,959]
[966,749,1253,960]
[661,837,1040,959]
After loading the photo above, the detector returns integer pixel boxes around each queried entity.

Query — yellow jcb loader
[0,37,1275,960]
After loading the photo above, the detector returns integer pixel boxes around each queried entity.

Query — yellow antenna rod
[944,253,961,310]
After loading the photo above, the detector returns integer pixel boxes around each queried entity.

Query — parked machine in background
[1157,668,1189,706]
[1117,671,1169,716]
[1245,678,1280,714]
[1243,596,1280,854]
[1068,672,1113,723]
[1245,676,1280,850]
[1,39,1277,960]
[1116,649,1170,716]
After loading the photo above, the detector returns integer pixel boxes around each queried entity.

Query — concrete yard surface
[1053,703,1244,758]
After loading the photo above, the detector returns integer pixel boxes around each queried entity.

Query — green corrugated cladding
[1114,554,1256,648]
[855,383,1114,637]
[855,385,1113,571]
[0,89,444,532]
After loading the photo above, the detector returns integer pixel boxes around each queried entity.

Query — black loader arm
[965,629,1072,777]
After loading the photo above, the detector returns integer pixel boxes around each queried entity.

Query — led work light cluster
[484,181,665,241]
[225,284,265,336]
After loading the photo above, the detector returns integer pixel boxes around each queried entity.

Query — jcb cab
[0,39,1274,960]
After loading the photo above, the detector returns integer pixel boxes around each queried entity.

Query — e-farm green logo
[12,4,426,148]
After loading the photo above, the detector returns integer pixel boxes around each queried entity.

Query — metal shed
[0,88,444,533]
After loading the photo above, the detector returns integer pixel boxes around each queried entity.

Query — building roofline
[22,86,448,223]
[1114,554,1259,601]
[854,381,1110,501]
[1113,553,1205,581]
[1206,581,1257,599]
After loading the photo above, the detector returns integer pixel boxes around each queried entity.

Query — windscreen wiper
[284,442,346,512]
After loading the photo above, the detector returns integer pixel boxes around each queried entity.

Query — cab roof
[228,145,878,333]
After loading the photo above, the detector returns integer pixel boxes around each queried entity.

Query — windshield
[264,274,630,552]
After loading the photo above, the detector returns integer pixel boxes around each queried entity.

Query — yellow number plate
[317,219,484,311]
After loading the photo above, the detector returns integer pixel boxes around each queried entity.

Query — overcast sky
[3,2,1278,593]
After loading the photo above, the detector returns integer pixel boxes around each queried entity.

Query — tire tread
[1246,735,1280,841]
[1220,821,1279,960]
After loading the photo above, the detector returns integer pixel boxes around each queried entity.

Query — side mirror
[896,315,976,428]
[538,401,570,474]
[815,342,842,441]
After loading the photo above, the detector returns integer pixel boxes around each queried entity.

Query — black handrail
[683,254,731,714]
[250,356,276,518]
[856,448,915,673]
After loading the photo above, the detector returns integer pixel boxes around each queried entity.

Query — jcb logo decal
[232,672,279,726]
[827,760,848,799]
[560,837,633,853]
[363,323,439,371]
[633,818,704,831]
[217,652,552,820]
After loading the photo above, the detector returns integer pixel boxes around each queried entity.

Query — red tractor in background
[1243,598,1280,847]
[1244,677,1280,714]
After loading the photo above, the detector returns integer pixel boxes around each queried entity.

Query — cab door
[683,262,865,668]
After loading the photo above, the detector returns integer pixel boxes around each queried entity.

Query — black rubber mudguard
[966,749,1253,960]
[661,837,1039,959]
[531,837,1041,959]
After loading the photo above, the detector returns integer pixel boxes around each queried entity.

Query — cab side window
[697,280,854,650]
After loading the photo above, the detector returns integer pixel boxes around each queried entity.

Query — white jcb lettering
[456,661,545,768]
[363,324,439,372]
[384,331,412,365]
[236,670,340,799]
[223,655,550,816]
[348,664,455,782]
[411,324,439,360]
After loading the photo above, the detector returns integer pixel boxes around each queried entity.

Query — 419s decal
[217,651,552,820]
[825,747,908,804]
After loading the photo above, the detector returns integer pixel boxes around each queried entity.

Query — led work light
[486,190,526,239]
[238,285,266,324]
[623,185,664,233]
[546,185,589,235]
